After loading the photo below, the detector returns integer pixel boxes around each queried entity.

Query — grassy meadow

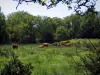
[0,39,100,75]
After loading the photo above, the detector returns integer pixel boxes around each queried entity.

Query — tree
[33,16,55,43]
[14,0,97,14]
[7,11,36,43]
[63,14,81,38]
[0,13,9,44]
[79,12,99,38]
[55,26,69,41]
[93,16,100,38]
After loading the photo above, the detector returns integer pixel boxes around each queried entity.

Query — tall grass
[0,39,99,75]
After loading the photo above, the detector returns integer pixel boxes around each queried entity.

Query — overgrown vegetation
[79,51,100,75]
[73,39,100,75]
[0,48,33,75]
[0,39,99,75]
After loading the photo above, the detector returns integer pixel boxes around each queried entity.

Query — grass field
[0,39,100,75]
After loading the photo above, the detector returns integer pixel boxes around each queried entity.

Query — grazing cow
[12,44,18,49]
[42,42,48,47]
[52,42,61,46]
[39,42,49,48]
[65,43,72,46]
[57,42,61,46]
[39,44,44,48]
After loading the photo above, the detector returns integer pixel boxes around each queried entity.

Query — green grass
[0,45,85,75]
[70,38,100,44]
[0,39,99,75]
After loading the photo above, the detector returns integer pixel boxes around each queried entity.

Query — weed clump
[76,40,100,75]
[0,49,33,75]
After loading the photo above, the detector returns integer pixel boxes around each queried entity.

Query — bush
[0,51,33,75]
[76,41,100,75]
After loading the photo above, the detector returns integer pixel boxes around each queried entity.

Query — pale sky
[0,0,100,18]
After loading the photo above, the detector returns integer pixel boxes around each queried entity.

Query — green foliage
[63,14,81,38]
[75,40,100,75]
[76,50,100,75]
[0,48,13,57]
[0,39,99,75]
[0,49,33,75]
[0,13,9,44]
[79,12,100,38]
[55,26,70,41]
[82,53,100,75]
[7,11,36,43]
[0,10,100,44]
[6,12,63,43]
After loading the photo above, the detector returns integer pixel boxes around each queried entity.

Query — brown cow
[39,44,44,48]
[12,44,18,49]
[57,42,61,46]
[65,43,72,46]
[42,42,48,47]
[39,42,49,48]
[52,42,61,46]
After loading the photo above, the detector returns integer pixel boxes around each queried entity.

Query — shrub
[76,40,100,75]
[0,51,33,75]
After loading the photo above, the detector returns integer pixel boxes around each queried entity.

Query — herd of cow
[39,43,49,48]
[38,42,73,48]
[52,42,73,47]
[12,42,73,49]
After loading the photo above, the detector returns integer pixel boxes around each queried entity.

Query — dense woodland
[0,11,100,44]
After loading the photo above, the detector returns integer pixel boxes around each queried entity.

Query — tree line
[0,11,100,44]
